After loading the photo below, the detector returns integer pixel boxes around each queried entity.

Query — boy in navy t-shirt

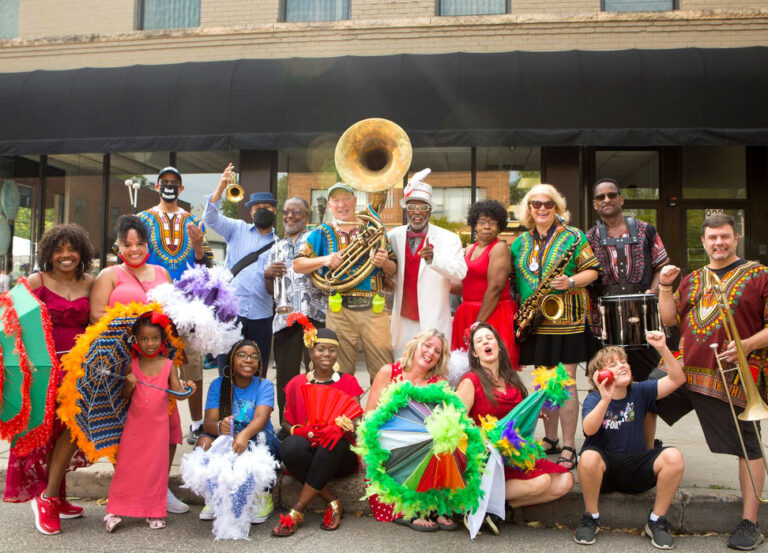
[575,331,686,550]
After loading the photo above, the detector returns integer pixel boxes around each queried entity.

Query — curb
[3,467,762,535]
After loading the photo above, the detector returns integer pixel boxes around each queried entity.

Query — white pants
[393,318,424,362]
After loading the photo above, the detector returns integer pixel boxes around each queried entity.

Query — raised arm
[658,265,681,327]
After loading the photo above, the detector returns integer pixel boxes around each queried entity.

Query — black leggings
[279,435,358,490]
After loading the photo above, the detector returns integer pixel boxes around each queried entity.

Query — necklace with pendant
[529,242,540,272]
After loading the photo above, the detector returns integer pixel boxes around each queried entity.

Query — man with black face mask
[204,163,277,377]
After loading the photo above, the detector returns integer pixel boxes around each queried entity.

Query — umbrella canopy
[58,301,185,463]
[0,279,59,456]
[356,381,485,518]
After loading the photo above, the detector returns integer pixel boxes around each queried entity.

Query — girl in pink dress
[365,329,456,532]
[5,224,95,536]
[104,314,196,531]
[456,323,573,534]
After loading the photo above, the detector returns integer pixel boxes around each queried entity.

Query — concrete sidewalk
[1,359,764,534]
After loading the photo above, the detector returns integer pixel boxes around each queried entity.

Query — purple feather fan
[500,421,526,451]
[175,265,239,322]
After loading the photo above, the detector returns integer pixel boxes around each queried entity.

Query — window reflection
[595,150,659,200]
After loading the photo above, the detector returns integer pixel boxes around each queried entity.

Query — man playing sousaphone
[656,213,768,551]
[293,182,397,383]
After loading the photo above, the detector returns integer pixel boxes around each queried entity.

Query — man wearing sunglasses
[387,169,467,360]
[586,178,670,444]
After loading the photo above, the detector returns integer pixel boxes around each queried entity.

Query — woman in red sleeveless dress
[457,323,572,531]
[365,328,455,531]
[452,200,518,369]
[3,224,94,536]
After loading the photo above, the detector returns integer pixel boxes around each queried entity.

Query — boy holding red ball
[575,331,686,550]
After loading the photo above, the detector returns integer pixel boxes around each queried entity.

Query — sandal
[320,499,342,531]
[431,513,458,531]
[557,446,578,470]
[272,509,304,537]
[393,516,439,532]
[542,437,561,455]
[104,513,122,533]
[146,518,166,530]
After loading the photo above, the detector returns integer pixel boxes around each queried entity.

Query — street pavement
[0,499,741,552]
[2,357,767,544]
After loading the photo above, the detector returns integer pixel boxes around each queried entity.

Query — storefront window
[622,208,657,228]
[603,0,674,11]
[108,152,171,265]
[595,150,659,200]
[476,146,541,238]
[0,155,40,276]
[278,140,339,227]
[283,0,350,22]
[682,146,746,199]
[685,208,745,271]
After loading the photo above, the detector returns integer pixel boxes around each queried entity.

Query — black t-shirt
[709,258,748,280]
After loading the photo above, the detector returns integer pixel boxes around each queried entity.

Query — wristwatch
[568,277,576,288]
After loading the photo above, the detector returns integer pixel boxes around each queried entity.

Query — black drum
[598,293,662,348]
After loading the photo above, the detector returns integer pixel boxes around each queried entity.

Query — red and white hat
[400,168,434,209]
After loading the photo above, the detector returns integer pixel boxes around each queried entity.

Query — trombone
[709,275,768,501]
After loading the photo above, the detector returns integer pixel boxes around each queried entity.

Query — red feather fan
[300,384,363,426]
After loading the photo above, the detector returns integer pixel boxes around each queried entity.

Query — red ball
[597,370,614,385]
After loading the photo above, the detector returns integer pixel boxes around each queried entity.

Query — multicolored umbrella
[58,302,185,463]
[355,381,485,518]
[0,279,59,456]
[480,364,575,471]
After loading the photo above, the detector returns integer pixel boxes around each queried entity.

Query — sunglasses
[594,192,620,201]
[159,179,180,187]
[529,200,555,210]
[406,205,431,213]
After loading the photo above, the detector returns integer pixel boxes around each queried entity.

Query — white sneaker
[251,494,273,524]
[166,488,190,514]
[199,504,214,521]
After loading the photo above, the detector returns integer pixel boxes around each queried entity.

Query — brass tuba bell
[335,118,412,194]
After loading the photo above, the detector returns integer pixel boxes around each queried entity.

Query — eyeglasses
[282,209,307,217]
[235,352,260,362]
[406,205,431,213]
[594,192,620,201]
[159,179,180,187]
[529,200,555,210]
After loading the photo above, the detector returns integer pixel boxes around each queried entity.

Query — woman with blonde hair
[365,328,454,531]
[510,184,600,470]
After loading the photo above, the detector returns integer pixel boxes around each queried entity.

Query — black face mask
[253,208,275,229]
[159,185,179,202]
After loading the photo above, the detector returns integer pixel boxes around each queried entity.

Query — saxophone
[515,221,580,343]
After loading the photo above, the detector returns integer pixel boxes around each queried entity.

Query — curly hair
[467,199,508,233]
[586,345,628,391]
[514,184,569,230]
[220,339,262,419]
[36,224,94,280]
[399,328,450,381]
[116,214,149,244]
[467,323,526,405]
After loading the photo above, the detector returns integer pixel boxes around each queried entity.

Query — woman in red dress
[3,224,94,536]
[452,200,518,368]
[456,323,573,533]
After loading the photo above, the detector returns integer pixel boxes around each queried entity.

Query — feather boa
[0,290,32,441]
[180,434,279,540]
[446,349,470,388]
[354,381,485,518]
[174,265,239,323]
[148,283,242,357]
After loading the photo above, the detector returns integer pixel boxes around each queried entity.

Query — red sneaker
[31,492,61,535]
[54,498,84,519]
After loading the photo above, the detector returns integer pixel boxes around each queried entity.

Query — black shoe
[728,519,763,551]
[574,512,600,545]
[484,514,502,536]
[186,424,202,446]
[644,516,674,550]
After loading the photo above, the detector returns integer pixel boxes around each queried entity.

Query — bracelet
[216,420,222,435]
[290,424,302,436]
[658,284,674,292]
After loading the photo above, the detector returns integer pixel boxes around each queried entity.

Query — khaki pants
[325,307,393,382]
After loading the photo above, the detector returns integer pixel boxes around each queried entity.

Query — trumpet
[225,170,244,203]
[709,274,768,501]
[273,250,292,314]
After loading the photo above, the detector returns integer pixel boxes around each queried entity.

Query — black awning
[1,47,767,154]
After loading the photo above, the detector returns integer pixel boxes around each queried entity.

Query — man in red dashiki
[657,213,768,551]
